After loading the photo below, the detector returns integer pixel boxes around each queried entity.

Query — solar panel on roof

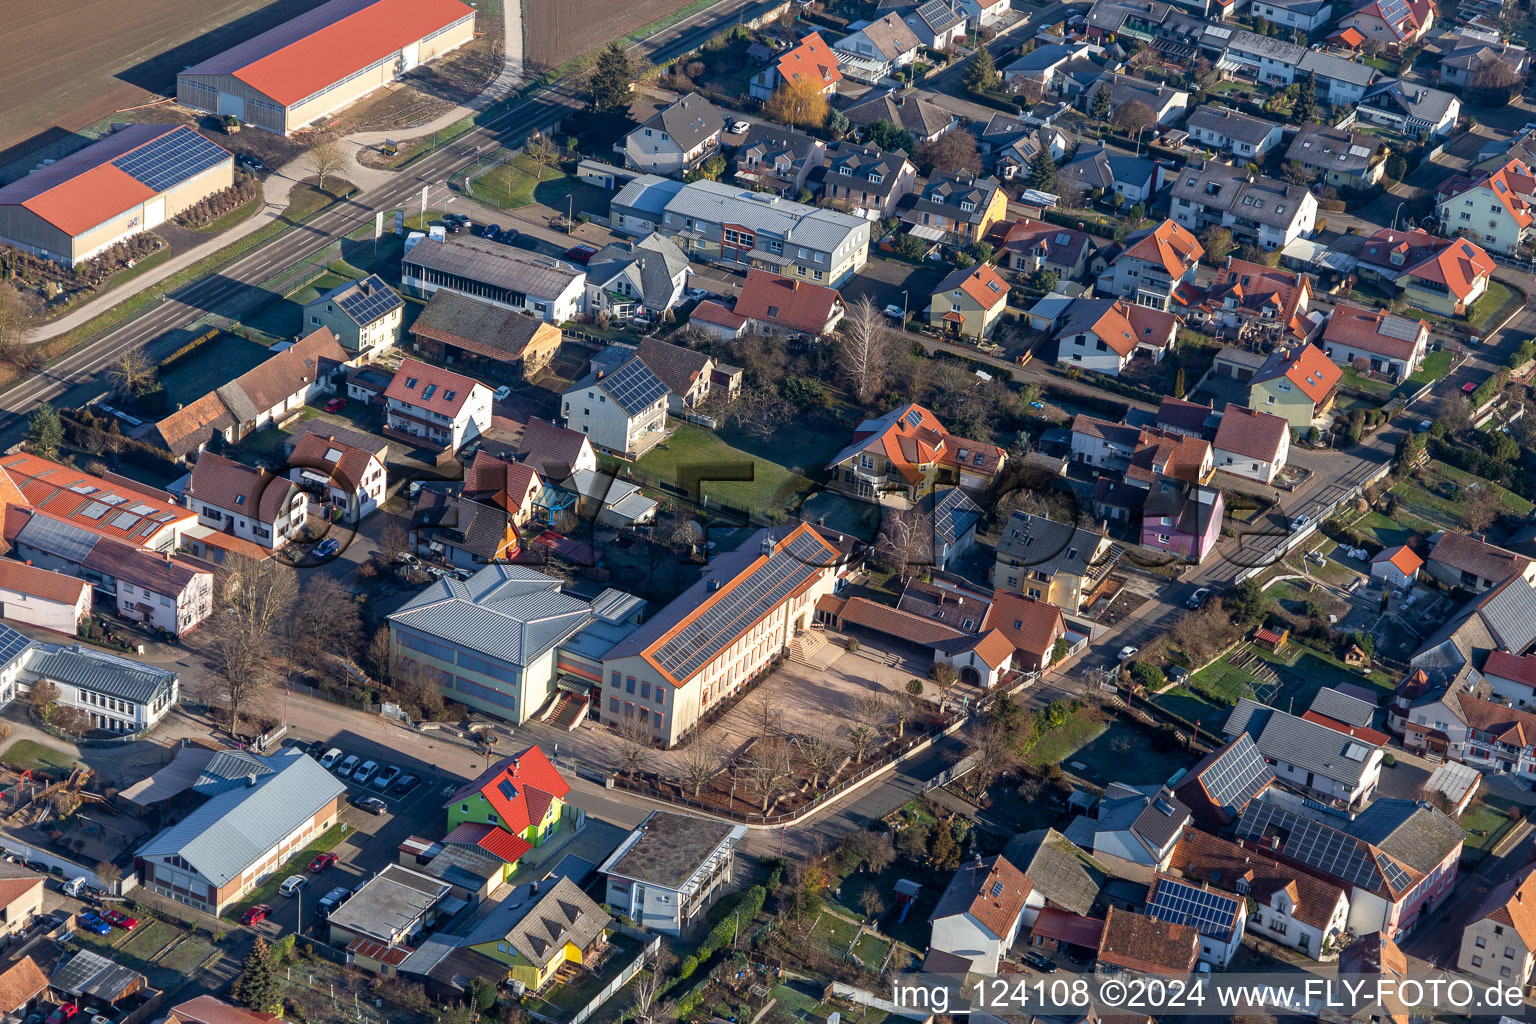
[1199,736,1273,814]
[80,502,110,521]
[67,484,96,495]
[1149,878,1240,940]
[100,494,126,506]
[1378,316,1421,341]
[1374,852,1413,892]
[112,126,229,194]
[1375,0,1410,22]
[109,512,138,531]
[603,360,668,415]
[127,503,156,515]
[0,625,30,668]
[337,277,403,325]
[1236,802,1384,891]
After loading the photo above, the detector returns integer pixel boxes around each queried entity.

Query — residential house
[442,747,572,873]
[833,14,923,82]
[148,327,354,460]
[0,561,90,634]
[135,748,345,914]
[1483,650,1536,707]
[824,403,1005,504]
[1286,123,1387,189]
[979,590,1068,675]
[621,92,725,178]
[1156,396,1216,438]
[0,959,52,1020]
[1203,257,1318,345]
[463,451,544,529]
[1441,40,1530,89]
[1406,571,1536,705]
[1171,734,1275,827]
[1356,229,1494,316]
[0,871,43,941]
[561,355,669,460]
[1429,533,1536,594]
[1062,145,1159,211]
[184,453,308,551]
[1171,159,1318,250]
[328,865,451,948]
[1169,829,1350,960]
[904,0,968,48]
[1147,874,1249,968]
[408,289,562,381]
[1096,907,1200,976]
[993,511,1119,611]
[1001,828,1106,929]
[385,358,495,452]
[1221,30,1306,86]
[932,627,1015,690]
[1248,0,1333,30]
[408,487,519,568]
[1063,783,1190,881]
[843,89,958,144]
[1186,105,1285,161]
[623,179,870,286]
[1436,157,1536,255]
[1458,863,1536,985]
[725,268,847,337]
[1358,80,1460,140]
[15,640,176,736]
[582,233,691,323]
[1296,50,1379,105]
[954,0,1010,30]
[1212,405,1290,483]
[302,274,403,358]
[990,124,1071,184]
[599,524,844,746]
[1339,0,1433,49]
[1248,343,1340,428]
[1141,476,1224,563]
[820,142,917,220]
[599,811,746,935]
[1069,416,1211,481]
[902,172,1008,246]
[1236,798,1461,941]
[732,124,826,197]
[749,31,842,102]
[1371,544,1423,589]
[1053,298,1182,374]
[391,566,609,724]
[631,338,735,414]
[1000,219,1091,280]
[929,856,1031,973]
[401,237,586,323]
[1224,698,1384,809]
[1001,43,1080,94]
[518,417,598,481]
[461,876,611,992]
[1096,219,1204,312]
[928,262,1010,340]
[1080,73,1191,125]
[287,432,386,523]
[1321,302,1428,378]
[1336,932,1414,1023]
[0,453,192,552]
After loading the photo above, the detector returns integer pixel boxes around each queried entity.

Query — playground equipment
[893,879,922,924]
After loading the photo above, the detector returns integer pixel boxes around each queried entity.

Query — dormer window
[868,173,882,184]
[959,201,975,212]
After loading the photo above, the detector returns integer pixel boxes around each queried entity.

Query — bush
[1130,662,1166,689]
[1382,752,1396,767]
[175,176,263,229]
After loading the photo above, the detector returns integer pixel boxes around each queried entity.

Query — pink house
[1141,481,1224,563]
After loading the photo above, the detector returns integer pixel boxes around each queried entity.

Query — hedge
[1043,383,1127,419]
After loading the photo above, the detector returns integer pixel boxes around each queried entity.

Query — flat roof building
[0,125,233,266]
[177,0,476,135]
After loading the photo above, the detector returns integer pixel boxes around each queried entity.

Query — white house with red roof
[1339,0,1433,50]
[1483,651,1536,708]
[930,855,1032,973]
[1053,298,1181,375]
[0,453,194,552]
[185,453,309,550]
[1212,406,1291,484]
[1096,220,1204,312]
[1437,157,1536,255]
[749,31,843,102]
[442,746,571,880]
[1321,302,1429,379]
[0,561,90,634]
[176,0,476,134]
[1358,229,1494,316]
[730,269,846,338]
[286,432,386,523]
[0,125,233,266]
[1372,544,1424,589]
[384,358,493,452]
[825,402,1006,504]
[1203,257,1317,343]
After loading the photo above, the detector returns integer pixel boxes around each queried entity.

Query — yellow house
[903,172,1008,246]
[464,876,612,993]
[929,263,1010,340]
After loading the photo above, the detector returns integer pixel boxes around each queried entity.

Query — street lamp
[567,194,574,236]
[1392,202,1405,233]
[901,289,908,321]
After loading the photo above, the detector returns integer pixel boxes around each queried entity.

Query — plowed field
[524,0,696,70]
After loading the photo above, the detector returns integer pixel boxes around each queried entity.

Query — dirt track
[0,0,321,168]
[524,0,697,70]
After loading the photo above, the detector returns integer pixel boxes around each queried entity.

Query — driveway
[840,256,946,318]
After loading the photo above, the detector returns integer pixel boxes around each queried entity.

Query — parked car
[241,905,270,926]
[319,748,342,769]
[353,796,387,816]
[1117,645,1138,662]
[482,224,502,239]
[564,243,598,263]
[393,552,419,566]
[102,909,137,930]
[316,886,352,920]
[236,153,264,173]
[1463,381,1478,394]
[1186,587,1211,610]
[373,765,402,790]
[444,212,470,226]
[324,397,346,413]
[493,385,511,402]
[883,304,905,320]
[75,913,111,936]
[731,120,751,134]
[335,754,360,778]
[314,538,340,559]
[497,227,520,243]
[1021,951,1057,973]
[392,774,420,795]
[45,1005,77,1024]
[279,876,309,897]
[309,852,338,873]
[353,760,378,785]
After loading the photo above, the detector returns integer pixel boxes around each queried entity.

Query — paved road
[0,0,786,446]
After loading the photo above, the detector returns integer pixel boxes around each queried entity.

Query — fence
[561,927,662,1024]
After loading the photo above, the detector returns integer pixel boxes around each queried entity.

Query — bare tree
[54,707,91,741]
[1112,100,1158,154]
[1461,484,1503,533]
[728,381,790,442]
[1469,56,1523,103]
[29,679,60,723]
[308,134,345,193]
[742,738,795,812]
[614,716,653,777]
[379,522,409,564]
[858,886,884,921]
[289,576,363,667]
[748,688,779,738]
[368,627,393,684]
[631,947,678,1024]
[893,678,926,740]
[929,662,960,713]
[206,554,298,738]
[838,297,892,406]
[107,349,157,398]
[966,719,1021,799]
[1442,394,1472,434]
[795,728,845,790]
[524,133,561,183]
[1055,177,1086,210]
[0,286,37,373]
[676,741,722,797]
[841,830,895,873]
[846,692,889,762]
[875,507,932,580]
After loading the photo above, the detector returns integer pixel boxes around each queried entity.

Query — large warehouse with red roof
[176,0,476,135]
[0,124,233,266]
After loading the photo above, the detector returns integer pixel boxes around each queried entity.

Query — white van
[62,876,87,898]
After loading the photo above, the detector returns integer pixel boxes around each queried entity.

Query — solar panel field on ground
[0,0,319,159]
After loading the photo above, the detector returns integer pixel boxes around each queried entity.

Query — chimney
[791,280,800,291]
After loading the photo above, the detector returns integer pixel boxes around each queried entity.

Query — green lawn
[468,154,581,210]
[158,333,274,410]
[628,422,818,516]
[1463,796,1525,864]
[1154,686,1230,730]
[157,936,219,974]
[1340,366,1395,396]
[809,911,862,954]
[1349,508,1438,548]
[224,823,352,920]
[1405,349,1452,387]
[1188,653,1260,707]
[0,740,76,774]
[1469,280,1521,331]
[121,919,179,959]
[851,931,890,968]
[1392,464,1534,528]
[1060,719,1195,787]
[1022,707,1108,767]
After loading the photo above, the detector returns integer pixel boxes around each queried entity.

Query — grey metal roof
[995,511,1106,576]
[1345,798,1464,874]
[661,180,868,255]
[193,750,276,796]
[326,864,450,943]
[1186,105,1279,146]
[1000,828,1106,916]
[390,564,594,666]
[1311,686,1376,728]
[1475,573,1536,654]
[136,749,345,886]
[1297,50,1377,86]
[612,175,684,218]
[1004,42,1075,73]
[402,237,583,300]
[22,643,176,706]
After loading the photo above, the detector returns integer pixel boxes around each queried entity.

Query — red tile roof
[981,591,1065,660]
[690,300,748,331]
[441,745,570,836]
[1117,219,1204,279]
[1030,907,1106,948]
[289,431,379,495]
[346,937,414,966]
[835,596,966,645]
[1301,712,1391,748]
[1097,906,1200,976]
[167,996,283,1024]
[1468,862,1536,951]
[1212,406,1289,463]
[946,263,1010,310]
[1485,650,1536,689]
[1001,218,1091,268]
[733,269,844,335]
[1360,229,1494,302]
[0,955,45,1015]
[386,357,485,419]
[0,560,89,607]
[930,855,1032,940]
[1322,302,1427,361]
[1440,158,1536,230]
[21,163,155,237]
[775,32,843,92]
[187,452,301,524]
[226,0,476,107]
[1455,692,1536,749]
[970,629,1016,671]
[1170,830,1346,930]
[0,452,193,545]
[1253,344,1340,406]
[1372,543,1423,576]
[444,820,534,865]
